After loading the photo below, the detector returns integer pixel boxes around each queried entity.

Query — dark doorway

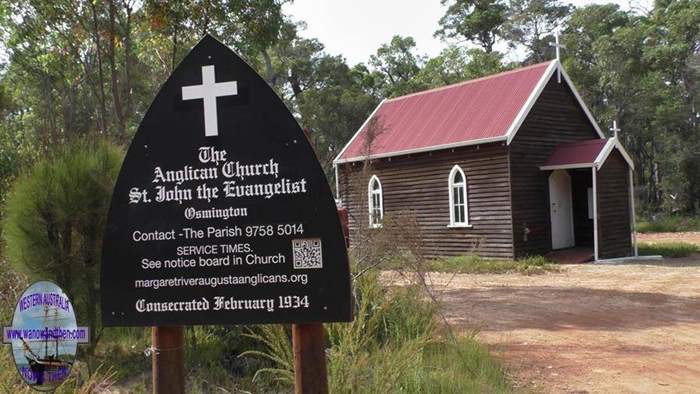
[570,168,594,247]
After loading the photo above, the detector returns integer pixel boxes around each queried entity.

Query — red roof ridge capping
[386,60,555,103]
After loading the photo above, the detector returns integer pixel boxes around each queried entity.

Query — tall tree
[368,35,426,97]
[562,1,700,212]
[415,46,508,88]
[504,0,571,63]
[435,0,507,53]
[646,0,700,212]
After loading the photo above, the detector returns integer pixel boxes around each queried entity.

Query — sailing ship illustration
[19,304,73,386]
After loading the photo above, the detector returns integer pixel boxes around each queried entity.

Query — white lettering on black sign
[101,35,351,327]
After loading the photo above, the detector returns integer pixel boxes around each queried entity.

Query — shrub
[242,272,510,392]
[2,141,123,352]
[0,258,29,392]
[427,254,554,274]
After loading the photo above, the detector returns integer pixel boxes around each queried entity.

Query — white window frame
[368,175,383,228]
[448,165,471,228]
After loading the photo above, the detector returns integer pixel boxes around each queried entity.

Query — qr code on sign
[292,238,323,269]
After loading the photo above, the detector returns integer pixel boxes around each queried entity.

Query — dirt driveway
[418,253,700,393]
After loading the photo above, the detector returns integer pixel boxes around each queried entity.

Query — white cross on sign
[182,65,238,137]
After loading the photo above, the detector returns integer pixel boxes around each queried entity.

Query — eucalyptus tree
[368,35,426,97]
[435,0,507,53]
[504,0,571,63]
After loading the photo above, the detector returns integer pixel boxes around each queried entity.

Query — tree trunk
[262,49,277,87]
[89,1,109,134]
[124,3,134,131]
[108,0,126,139]
[172,29,178,73]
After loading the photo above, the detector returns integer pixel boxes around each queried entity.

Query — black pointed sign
[101,35,352,327]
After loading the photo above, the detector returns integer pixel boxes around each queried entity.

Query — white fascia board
[540,163,593,171]
[505,61,558,145]
[334,135,508,164]
[558,65,606,139]
[592,168,599,261]
[593,138,617,169]
[333,99,386,165]
[613,139,635,170]
[594,138,636,170]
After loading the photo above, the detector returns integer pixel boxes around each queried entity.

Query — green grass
[426,255,555,275]
[636,215,700,233]
[398,337,510,393]
[638,241,700,258]
[243,272,512,393]
[96,327,151,381]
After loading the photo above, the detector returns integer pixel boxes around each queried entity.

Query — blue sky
[283,0,653,66]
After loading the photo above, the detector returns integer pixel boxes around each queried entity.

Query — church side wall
[596,151,633,259]
[338,142,514,260]
[509,75,600,258]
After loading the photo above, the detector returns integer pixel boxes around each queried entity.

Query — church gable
[513,74,601,146]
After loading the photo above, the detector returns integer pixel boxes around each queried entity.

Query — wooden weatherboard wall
[596,150,633,259]
[339,143,514,259]
[508,75,600,258]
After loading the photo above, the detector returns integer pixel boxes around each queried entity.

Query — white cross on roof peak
[550,30,566,83]
[610,120,621,139]
[182,65,238,137]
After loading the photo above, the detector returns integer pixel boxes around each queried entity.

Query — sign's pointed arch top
[101,34,352,327]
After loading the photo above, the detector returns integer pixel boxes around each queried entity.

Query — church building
[334,60,637,261]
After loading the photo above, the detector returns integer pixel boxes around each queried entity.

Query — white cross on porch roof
[182,65,238,137]
[610,120,621,139]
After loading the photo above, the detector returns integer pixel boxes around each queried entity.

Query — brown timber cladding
[339,142,513,259]
[596,150,633,258]
[509,75,600,258]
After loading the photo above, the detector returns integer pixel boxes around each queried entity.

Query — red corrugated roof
[542,139,609,167]
[338,61,554,162]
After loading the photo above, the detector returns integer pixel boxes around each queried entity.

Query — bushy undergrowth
[184,325,278,393]
[636,215,700,233]
[638,241,699,258]
[2,141,123,353]
[0,259,29,393]
[243,272,510,393]
[424,254,555,275]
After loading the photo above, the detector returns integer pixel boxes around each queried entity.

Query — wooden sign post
[100,34,352,393]
[292,323,328,394]
[151,326,185,394]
